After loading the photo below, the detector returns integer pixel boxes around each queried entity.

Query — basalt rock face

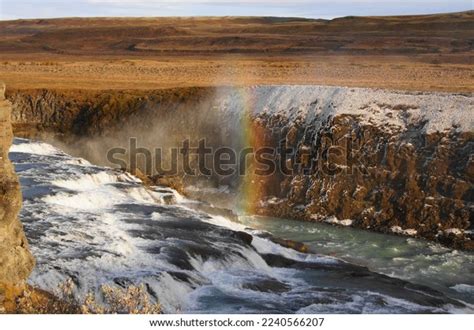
[0,83,34,310]
[239,87,473,249]
[7,88,214,137]
[6,86,474,249]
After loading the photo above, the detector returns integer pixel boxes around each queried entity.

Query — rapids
[10,138,473,313]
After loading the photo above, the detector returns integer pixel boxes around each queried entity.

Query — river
[10,138,473,313]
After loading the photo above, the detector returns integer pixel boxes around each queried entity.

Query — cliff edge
[0,82,34,312]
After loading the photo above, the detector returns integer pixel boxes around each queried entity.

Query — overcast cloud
[0,0,471,20]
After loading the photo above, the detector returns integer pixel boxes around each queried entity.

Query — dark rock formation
[0,82,34,311]
[253,108,473,249]
[237,87,473,249]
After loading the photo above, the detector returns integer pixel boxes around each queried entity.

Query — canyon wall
[6,86,474,249]
[244,87,473,249]
[0,83,34,311]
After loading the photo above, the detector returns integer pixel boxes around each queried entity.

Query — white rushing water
[10,138,473,313]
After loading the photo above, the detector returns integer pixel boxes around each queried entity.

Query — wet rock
[270,238,309,253]
[254,231,310,253]
[184,201,239,222]
[127,167,151,185]
[162,194,176,205]
[231,231,253,245]
[151,175,185,195]
[242,278,290,293]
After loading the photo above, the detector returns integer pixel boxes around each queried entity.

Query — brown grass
[0,12,472,92]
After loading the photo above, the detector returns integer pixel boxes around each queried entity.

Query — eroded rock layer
[0,83,34,311]
[6,86,474,248]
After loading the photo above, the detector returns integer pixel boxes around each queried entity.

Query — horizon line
[1,9,471,22]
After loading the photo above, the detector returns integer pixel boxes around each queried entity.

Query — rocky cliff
[243,87,473,249]
[0,83,34,311]
[6,86,474,249]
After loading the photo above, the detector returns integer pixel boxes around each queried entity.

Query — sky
[0,0,472,20]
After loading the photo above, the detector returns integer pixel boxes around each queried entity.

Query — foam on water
[10,140,63,156]
[10,138,473,313]
[52,172,119,191]
[451,284,474,294]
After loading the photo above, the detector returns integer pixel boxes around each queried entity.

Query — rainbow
[234,87,272,215]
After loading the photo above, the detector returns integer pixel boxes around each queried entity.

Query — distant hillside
[0,11,472,59]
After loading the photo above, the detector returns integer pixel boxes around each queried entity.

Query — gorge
[0,10,472,316]
[6,85,473,249]
[0,82,473,312]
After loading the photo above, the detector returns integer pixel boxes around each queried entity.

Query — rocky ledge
[0,82,34,312]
